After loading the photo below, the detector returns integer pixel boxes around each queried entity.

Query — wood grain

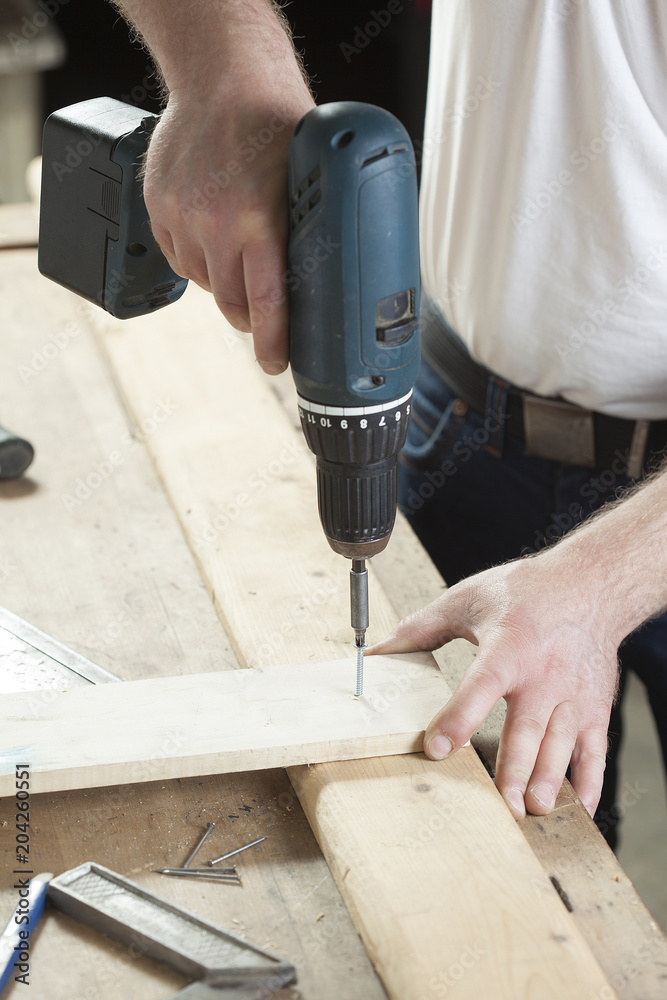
[0,654,447,795]
[0,250,233,680]
[293,751,620,1000]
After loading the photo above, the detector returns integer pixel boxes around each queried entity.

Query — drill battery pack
[38,97,187,319]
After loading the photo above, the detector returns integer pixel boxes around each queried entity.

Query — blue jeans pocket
[402,379,468,471]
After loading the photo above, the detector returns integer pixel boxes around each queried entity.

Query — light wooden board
[87,283,619,1000]
[292,751,621,1000]
[0,654,447,795]
[0,249,386,1000]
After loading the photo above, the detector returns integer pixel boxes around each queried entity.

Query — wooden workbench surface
[0,219,666,999]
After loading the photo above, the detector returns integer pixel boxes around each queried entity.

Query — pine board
[293,751,620,1000]
[0,653,447,795]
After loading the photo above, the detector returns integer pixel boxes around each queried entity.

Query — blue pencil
[0,873,52,995]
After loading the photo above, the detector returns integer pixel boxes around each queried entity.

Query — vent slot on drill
[376,289,418,346]
[100,179,121,223]
[362,147,389,168]
[291,165,322,229]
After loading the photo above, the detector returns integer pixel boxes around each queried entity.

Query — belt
[420,296,667,478]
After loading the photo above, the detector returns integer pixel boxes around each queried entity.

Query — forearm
[110,0,306,97]
[546,461,667,649]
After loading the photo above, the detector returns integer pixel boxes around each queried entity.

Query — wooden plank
[0,653,447,794]
[87,282,620,999]
[0,248,387,1000]
[292,751,620,1000]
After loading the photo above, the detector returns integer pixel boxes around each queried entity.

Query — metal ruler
[0,605,119,692]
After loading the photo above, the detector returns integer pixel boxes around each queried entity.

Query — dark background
[41,0,431,149]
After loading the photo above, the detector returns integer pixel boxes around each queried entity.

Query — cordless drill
[287,103,419,694]
[38,98,420,695]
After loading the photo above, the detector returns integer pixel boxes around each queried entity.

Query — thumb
[367,585,476,655]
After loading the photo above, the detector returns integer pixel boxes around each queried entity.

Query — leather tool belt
[420,296,667,479]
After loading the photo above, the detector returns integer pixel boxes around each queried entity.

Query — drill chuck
[298,390,412,558]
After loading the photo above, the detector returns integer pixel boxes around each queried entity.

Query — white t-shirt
[420,0,667,419]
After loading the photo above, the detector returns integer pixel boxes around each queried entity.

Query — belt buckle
[522,395,595,467]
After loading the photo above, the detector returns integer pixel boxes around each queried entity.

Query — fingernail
[258,361,288,375]
[530,782,555,810]
[506,788,526,817]
[427,734,453,759]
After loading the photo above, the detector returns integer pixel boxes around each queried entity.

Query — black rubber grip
[316,455,398,548]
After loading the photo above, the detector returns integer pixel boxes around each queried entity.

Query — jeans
[399,356,667,850]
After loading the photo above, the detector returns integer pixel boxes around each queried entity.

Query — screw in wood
[355,643,365,698]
